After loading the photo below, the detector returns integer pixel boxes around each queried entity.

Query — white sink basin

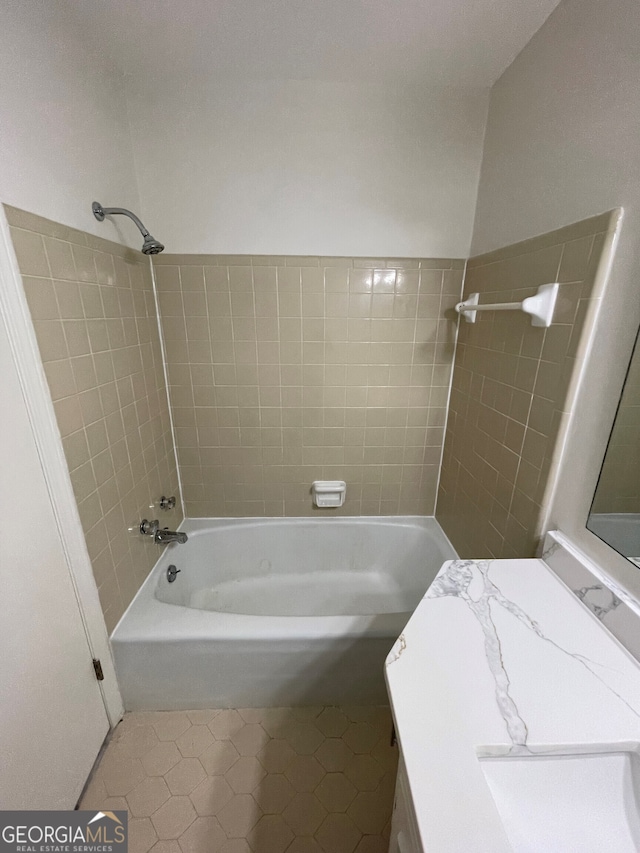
[479,750,640,852]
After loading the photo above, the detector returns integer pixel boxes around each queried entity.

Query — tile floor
[80,706,397,853]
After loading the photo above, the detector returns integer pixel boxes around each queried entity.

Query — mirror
[587,327,640,565]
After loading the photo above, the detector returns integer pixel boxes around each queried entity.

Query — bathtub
[111,516,456,709]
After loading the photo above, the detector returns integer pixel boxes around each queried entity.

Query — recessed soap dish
[312,481,346,508]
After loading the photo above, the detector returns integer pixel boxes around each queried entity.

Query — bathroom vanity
[385,538,640,852]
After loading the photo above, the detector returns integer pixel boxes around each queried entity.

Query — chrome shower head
[92,201,165,255]
[142,236,165,255]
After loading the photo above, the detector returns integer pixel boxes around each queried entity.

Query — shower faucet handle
[159,495,176,510]
[140,519,160,536]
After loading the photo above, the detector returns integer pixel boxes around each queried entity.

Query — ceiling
[67,0,561,88]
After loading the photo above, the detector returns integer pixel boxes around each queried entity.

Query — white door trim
[0,202,123,726]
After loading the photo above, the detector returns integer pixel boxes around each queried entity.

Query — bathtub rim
[111,515,456,644]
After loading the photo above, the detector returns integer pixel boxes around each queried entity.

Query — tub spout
[154,528,188,545]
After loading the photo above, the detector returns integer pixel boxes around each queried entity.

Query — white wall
[0,2,490,258]
[0,2,141,245]
[0,5,130,781]
[471,0,640,256]
[470,0,640,594]
[127,80,489,257]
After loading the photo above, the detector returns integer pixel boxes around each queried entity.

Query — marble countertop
[385,557,640,852]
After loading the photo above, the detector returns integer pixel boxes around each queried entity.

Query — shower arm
[92,202,151,237]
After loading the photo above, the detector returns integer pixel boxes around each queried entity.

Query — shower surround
[7,200,463,631]
[10,199,619,632]
[437,210,620,558]
[6,205,182,630]
[153,253,464,517]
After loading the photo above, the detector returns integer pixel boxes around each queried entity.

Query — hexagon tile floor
[80,706,398,853]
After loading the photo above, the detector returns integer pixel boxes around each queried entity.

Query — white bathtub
[111,516,456,709]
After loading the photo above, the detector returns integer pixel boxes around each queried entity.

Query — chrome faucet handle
[140,518,160,536]
[159,495,176,510]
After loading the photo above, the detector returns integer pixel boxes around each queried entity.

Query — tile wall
[152,254,464,517]
[437,211,617,558]
[8,202,623,619]
[7,206,182,631]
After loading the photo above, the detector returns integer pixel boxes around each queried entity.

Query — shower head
[142,236,165,255]
[92,201,165,255]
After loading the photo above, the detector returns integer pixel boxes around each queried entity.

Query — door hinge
[92,658,104,681]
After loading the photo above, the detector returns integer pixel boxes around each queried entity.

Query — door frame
[0,202,123,727]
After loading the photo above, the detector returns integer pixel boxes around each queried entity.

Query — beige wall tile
[10,227,50,277]
[8,207,183,629]
[437,217,610,558]
[466,211,616,269]
[155,254,461,517]
[44,236,78,280]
